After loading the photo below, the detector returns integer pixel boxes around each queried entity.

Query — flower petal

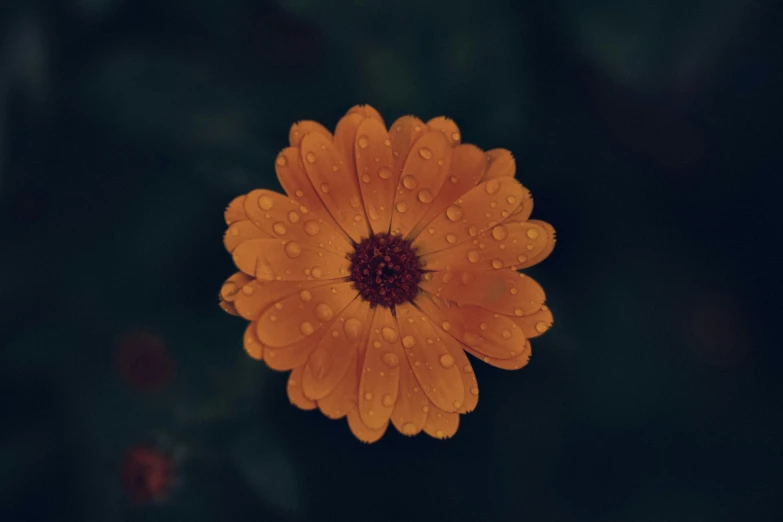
[415,292,524,360]
[347,407,387,444]
[359,307,403,429]
[289,120,332,147]
[426,116,461,146]
[418,219,555,272]
[302,298,372,400]
[510,304,554,339]
[407,144,486,239]
[231,238,351,282]
[224,195,247,224]
[470,340,532,370]
[233,279,329,320]
[422,403,459,440]
[419,270,545,316]
[317,353,359,419]
[481,149,516,180]
[411,177,526,255]
[333,112,366,180]
[223,220,271,253]
[243,321,264,360]
[391,131,452,237]
[301,132,370,242]
[347,104,385,126]
[388,116,427,188]
[391,356,430,436]
[438,331,479,413]
[219,272,254,302]
[355,117,395,234]
[395,302,465,413]
[275,147,350,243]
[287,366,316,410]
[242,189,352,256]
[219,299,239,316]
[264,334,323,371]
[256,281,357,348]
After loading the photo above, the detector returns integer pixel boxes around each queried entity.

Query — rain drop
[276,155,287,166]
[419,147,432,160]
[470,386,479,396]
[258,195,274,210]
[446,205,464,222]
[382,394,395,407]
[491,258,503,269]
[402,422,417,435]
[485,179,501,195]
[446,234,457,244]
[468,250,479,263]
[535,321,548,333]
[315,303,334,321]
[284,242,302,258]
[417,189,434,203]
[344,318,363,339]
[501,329,512,340]
[300,322,314,335]
[364,393,373,401]
[273,222,287,235]
[288,211,300,223]
[402,175,418,189]
[305,151,317,164]
[358,135,369,148]
[451,132,461,142]
[514,308,524,316]
[396,201,408,213]
[381,327,398,343]
[402,335,416,348]
[527,228,540,239]
[382,352,400,368]
[441,321,452,331]
[304,221,320,236]
[378,167,392,180]
[299,290,312,302]
[492,225,508,240]
[439,354,455,369]
[320,183,330,194]
[362,174,371,183]
[311,266,323,279]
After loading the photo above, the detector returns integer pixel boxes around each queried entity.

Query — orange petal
[411,177,526,256]
[333,112,366,182]
[243,321,264,360]
[318,353,359,419]
[395,302,465,413]
[391,131,452,237]
[242,189,352,256]
[289,120,332,147]
[422,403,459,440]
[219,299,239,316]
[347,407,387,443]
[287,366,316,410]
[415,292,524,360]
[388,116,427,187]
[419,219,555,272]
[391,356,430,436]
[223,220,271,253]
[407,144,486,240]
[301,132,370,242]
[358,307,403,429]
[224,195,247,225]
[347,104,385,126]
[470,340,532,370]
[419,270,545,316]
[275,147,350,243]
[302,298,372,400]
[510,304,554,339]
[482,149,516,180]
[233,279,329,321]
[439,331,479,413]
[355,117,395,234]
[219,272,254,302]
[264,334,323,371]
[256,281,357,347]
[426,116,461,146]
[231,238,351,282]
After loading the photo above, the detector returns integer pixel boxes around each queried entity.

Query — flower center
[349,233,423,308]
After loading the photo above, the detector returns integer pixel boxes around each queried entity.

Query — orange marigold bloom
[219,105,556,442]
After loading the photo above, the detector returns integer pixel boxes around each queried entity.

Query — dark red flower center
[349,234,422,308]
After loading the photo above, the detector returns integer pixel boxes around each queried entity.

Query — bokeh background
[2,0,781,520]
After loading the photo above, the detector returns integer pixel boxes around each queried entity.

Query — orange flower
[219,105,555,442]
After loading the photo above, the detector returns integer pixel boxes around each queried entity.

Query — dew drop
[320,183,330,193]
[382,394,395,407]
[304,221,320,235]
[417,189,434,203]
[514,308,524,316]
[446,205,463,222]
[492,225,508,240]
[451,132,461,142]
[422,405,429,413]
[402,422,417,435]
[535,321,549,333]
[449,175,458,184]
[517,254,528,264]
[229,226,240,237]
[273,222,287,235]
[467,250,479,263]
[361,174,370,183]
[373,340,381,348]
[435,429,445,438]
[463,364,472,373]
[402,175,418,189]
[364,393,373,401]
[315,303,334,321]
[428,227,436,235]
[402,335,416,348]
[439,354,455,369]
[491,258,503,269]
[527,228,540,239]
[485,178,501,195]
[300,322,314,335]
[479,322,487,331]
[241,284,254,296]
[382,352,400,368]
[381,327,398,343]
[287,211,300,223]
[383,138,391,147]
[378,167,392,180]
[284,242,302,258]
[470,386,479,396]
[299,290,312,302]
[468,226,478,236]
[419,147,432,160]
[510,288,518,295]
[311,266,323,279]
[350,196,361,209]
[258,195,274,210]
[305,151,317,164]
[501,329,512,340]
[358,135,369,148]
[396,201,408,213]
[441,321,452,331]
[344,318,363,339]
[276,154,287,166]
[446,234,457,244]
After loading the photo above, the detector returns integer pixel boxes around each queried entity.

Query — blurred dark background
[1,0,781,520]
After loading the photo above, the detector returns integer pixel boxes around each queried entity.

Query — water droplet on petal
[468,251,479,263]
[358,135,369,148]
[258,195,274,210]
[428,227,436,235]
[446,234,457,244]
[402,175,418,189]
[507,195,517,204]
[402,422,417,435]
[419,147,432,160]
[517,254,528,264]
[273,222,287,235]
[470,386,479,396]
[486,179,501,195]
[527,228,540,239]
[364,393,373,400]
[241,284,254,295]
[535,321,549,333]
[468,226,478,236]
[383,138,391,147]
[396,201,408,213]
[451,132,461,142]
[284,242,302,258]
[320,184,330,193]
[299,290,312,302]
[287,211,300,223]
[304,221,320,235]
[514,308,524,316]
[343,318,363,339]
[382,352,400,368]
[305,152,317,164]
[441,321,452,331]
[402,335,416,348]
[501,329,512,340]
[492,225,508,240]
[446,205,463,222]
[382,394,395,407]
[479,322,487,331]
[300,322,314,335]
[491,258,503,269]
[417,189,434,203]
[276,155,287,166]
[311,266,323,279]
[379,167,392,179]
[381,327,398,343]
[439,354,455,368]
[315,303,334,321]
